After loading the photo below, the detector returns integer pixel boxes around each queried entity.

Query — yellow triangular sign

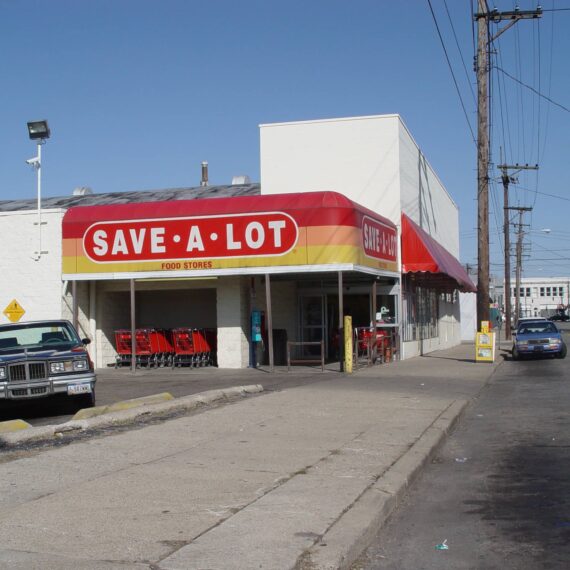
[3,299,25,323]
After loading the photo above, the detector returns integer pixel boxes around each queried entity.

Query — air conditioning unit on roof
[231,175,250,185]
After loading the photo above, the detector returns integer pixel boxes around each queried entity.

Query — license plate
[67,383,92,395]
[534,346,544,352]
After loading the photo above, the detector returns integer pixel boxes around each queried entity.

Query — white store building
[0,115,474,369]
[509,277,569,318]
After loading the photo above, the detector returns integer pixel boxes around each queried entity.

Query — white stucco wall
[0,209,65,324]
[398,123,460,257]
[260,114,460,258]
[260,115,402,224]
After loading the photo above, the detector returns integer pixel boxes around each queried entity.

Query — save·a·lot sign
[3,299,25,323]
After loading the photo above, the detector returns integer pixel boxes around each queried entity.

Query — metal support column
[72,280,78,331]
[338,271,344,372]
[89,281,97,366]
[265,274,274,372]
[130,279,136,373]
[371,280,377,363]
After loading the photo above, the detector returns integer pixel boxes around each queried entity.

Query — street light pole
[36,142,42,259]
[26,120,50,260]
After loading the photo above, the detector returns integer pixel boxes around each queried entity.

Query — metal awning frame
[62,263,400,282]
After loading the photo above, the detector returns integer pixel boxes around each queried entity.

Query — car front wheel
[556,344,567,359]
[512,346,520,361]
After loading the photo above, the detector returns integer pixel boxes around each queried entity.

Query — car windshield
[0,322,80,351]
[518,322,558,335]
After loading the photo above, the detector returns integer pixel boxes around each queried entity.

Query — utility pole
[508,206,532,327]
[474,3,541,330]
[498,163,538,340]
[475,0,490,329]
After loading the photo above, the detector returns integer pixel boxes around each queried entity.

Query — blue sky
[1,0,569,277]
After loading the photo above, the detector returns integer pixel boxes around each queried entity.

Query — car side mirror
[82,338,91,345]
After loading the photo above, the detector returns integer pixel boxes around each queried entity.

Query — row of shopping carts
[353,327,394,366]
[114,328,217,368]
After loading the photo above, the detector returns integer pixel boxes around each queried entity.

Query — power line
[540,0,556,164]
[528,241,570,267]
[514,185,570,202]
[495,65,570,113]
[426,0,476,144]
[514,17,527,162]
[443,0,476,104]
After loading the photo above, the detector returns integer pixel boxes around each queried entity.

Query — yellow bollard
[344,315,353,373]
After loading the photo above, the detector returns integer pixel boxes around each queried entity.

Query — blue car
[512,319,567,360]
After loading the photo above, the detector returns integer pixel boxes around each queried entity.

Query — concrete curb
[0,384,263,449]
[0,419,33,433]
[72,391,175,420]
[298,399,468,570]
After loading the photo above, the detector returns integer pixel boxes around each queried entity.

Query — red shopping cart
[114,329,133,368]
[204,328,217,366]
[158,328,175,367]
[147,328,174,367]
[134,328,155,368]
[114,328,155,368]
[356,327,387,364]
[171,328,197,367]
[191,329,208,366]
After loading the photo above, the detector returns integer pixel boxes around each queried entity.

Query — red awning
[401,214,476,292]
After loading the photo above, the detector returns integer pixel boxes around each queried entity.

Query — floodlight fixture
[27,120,50,141]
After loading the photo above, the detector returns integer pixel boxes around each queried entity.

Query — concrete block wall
[0,209,65,324]
[61,281,90,337]
[61,280,95,362]
[97,288,130,368]
[216,276,250,368]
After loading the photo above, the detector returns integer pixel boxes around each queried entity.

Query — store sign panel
[362,216,397,262]
[83,212,299,263]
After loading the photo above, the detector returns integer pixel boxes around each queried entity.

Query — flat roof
[0,184,261,212]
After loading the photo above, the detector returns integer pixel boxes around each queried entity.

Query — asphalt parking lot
[0,362,341,426]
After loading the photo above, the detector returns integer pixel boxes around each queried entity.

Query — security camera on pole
[26,120,50,260]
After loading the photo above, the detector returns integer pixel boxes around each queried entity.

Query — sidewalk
[0,342,504,570]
